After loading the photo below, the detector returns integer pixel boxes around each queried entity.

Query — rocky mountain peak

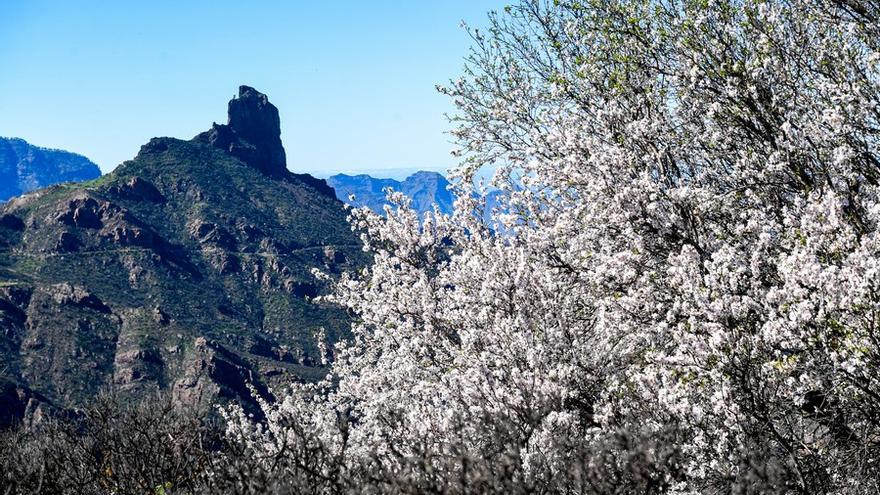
[0,87,366,422]
[194,86,287,178]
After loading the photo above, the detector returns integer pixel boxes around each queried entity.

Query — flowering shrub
[225,0,880,493]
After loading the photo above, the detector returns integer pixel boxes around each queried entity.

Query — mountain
[327,171,507,227]
[326,174,401,213]
[0,137,102,202]
[0,86,365,426]
[327,171,455,216]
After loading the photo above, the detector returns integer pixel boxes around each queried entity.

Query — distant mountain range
[327,171,456,216]
[0,138,101,202]
[328,171,506,226]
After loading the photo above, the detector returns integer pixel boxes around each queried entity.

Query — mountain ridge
[327,170,455,216]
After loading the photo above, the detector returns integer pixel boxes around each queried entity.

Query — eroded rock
[48,283,111,313]
[55,197,104,229]
[109,176,164,202]
[194,86,287,178]
[189,220,237,250]
[0,379,53,428]
[171,337,265,415]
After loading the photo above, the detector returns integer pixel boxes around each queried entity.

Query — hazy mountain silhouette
[327,171,455,215]
[0,137,101,202]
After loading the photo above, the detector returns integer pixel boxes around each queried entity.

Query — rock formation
[195,86,287,178]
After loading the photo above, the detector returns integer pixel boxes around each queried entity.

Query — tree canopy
[225,0,880,492]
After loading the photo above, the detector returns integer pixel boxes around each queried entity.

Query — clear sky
[0,1,506,178]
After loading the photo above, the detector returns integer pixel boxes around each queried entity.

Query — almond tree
[225,1,880,492]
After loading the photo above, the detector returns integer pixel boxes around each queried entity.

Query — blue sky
[0,1,506,178]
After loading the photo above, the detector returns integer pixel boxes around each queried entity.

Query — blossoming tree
[223,0,880,492]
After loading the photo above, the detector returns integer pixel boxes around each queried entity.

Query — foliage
[0,393,218,494]
[224,0,880,493]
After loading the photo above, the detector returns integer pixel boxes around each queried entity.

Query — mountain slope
[327,171,454,215]
[0,137,102,202]
[0,86,364,425]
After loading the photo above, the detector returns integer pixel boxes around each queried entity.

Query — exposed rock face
[48,283,112,313]
[326,174,399,213]
[55,196,105,229]
[228,86,287,174]
[0,87,366,423]
[196,86,287,178]
[0,379,53,428]
[171,337,268,415]
[189,220,237,250]
[18,285,120,406]
[0,137,101,202]
[49,193,167,254]
[195,86,337,197]
[108,177,164,203]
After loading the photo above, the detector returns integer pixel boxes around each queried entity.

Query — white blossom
[224,1,880,492]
